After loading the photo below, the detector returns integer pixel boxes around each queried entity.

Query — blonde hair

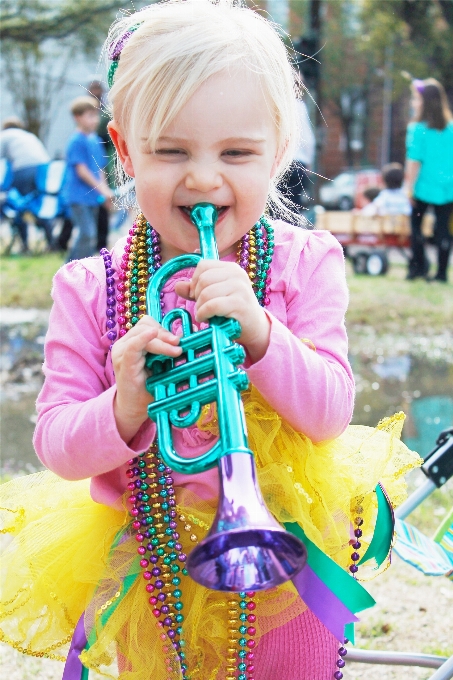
[106,0,303,221]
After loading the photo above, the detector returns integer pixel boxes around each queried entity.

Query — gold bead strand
[226,597,240,680]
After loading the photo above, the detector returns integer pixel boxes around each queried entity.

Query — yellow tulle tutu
[0,386,421,679]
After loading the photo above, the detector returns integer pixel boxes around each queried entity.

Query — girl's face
[109,69,279,261]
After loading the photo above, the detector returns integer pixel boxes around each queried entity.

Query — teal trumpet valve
[144,204,252,476]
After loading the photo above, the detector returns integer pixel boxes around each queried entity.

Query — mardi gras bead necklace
[100,214,273,679]
[113,213,274,343]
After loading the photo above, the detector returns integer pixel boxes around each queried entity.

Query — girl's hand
[112,316,181,443]
[174,260,271,364]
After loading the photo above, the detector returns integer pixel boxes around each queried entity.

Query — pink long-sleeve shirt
[34,221,354,508]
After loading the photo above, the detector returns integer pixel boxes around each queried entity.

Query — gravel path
[2,550,452,679]
[347,555,453,680]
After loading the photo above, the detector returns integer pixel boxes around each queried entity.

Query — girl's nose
[184,162,223,192]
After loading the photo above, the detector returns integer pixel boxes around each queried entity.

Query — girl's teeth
[180,205,227,215]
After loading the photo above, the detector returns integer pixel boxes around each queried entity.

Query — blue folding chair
[1,160,67,254]
[0,158,14,193]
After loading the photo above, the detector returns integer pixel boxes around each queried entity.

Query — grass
[1,253,452,336]
[346,261,452,335]
[0,253,64,308]
[422,644,453,657]
[356,617,393,641]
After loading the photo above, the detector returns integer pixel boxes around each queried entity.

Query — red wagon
[316,210,434,276]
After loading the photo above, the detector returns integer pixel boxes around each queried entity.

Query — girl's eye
[155,148,186,156]
[223,149,253,157]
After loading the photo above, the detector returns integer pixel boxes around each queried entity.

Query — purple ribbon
[62,613,87,680]
[292,564,358,642]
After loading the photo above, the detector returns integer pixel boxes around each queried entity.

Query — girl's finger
[133,316,180,341]
[174,280,193,300]
[195,280,254,312]
[146,338,183,356]
[190,260,240,297]
[195,295,243,323]
[194,266,250,301]
[122,324,180,351]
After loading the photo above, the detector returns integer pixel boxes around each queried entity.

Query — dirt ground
[1,547,452,680]
[347,555,453,680]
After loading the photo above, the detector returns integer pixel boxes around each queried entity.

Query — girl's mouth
[178,205,228,221]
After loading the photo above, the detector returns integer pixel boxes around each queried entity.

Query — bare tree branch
[1,0,127,42]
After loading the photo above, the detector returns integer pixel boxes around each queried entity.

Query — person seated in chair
[0,117,54,251]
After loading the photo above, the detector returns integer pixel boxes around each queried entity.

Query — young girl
[1,2,419,679]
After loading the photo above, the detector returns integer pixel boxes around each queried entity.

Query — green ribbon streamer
[82,529,141,679]
[86,529,140,649]
[86,565,140,648]
[359,484,394,567]
[82,565,140,678]
[344,621,355,644]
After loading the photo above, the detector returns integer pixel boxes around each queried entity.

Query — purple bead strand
[100,247,117,350]
[333,637,349,679]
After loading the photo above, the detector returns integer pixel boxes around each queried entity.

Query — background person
[0,117,53,251]
[361,163,411,217]
[57,81,114,252]
[87,77,114,250]
[405,78,453,281]
[358,186,381,215]
[63,96,113,261]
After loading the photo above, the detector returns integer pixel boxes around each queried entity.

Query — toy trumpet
[145,203,306,592]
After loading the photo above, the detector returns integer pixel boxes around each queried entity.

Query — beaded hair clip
[108,23,142,88]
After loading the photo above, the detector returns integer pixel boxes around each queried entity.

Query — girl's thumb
[174,280,194,300]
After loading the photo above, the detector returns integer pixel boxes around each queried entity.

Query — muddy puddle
[1,309,452,474]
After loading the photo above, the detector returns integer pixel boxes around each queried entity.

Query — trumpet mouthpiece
[189,203,219,260]
[190,203,218,229]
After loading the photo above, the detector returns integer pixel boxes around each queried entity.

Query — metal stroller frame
[347,428,453,679]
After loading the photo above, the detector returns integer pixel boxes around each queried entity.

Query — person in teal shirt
[405,78,453,282]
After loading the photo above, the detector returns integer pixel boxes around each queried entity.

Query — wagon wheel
[352,251,369,274]
[366,250,389,276]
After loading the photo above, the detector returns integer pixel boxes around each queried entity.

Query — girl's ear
[108,121,135,177]
[270,142,288,179]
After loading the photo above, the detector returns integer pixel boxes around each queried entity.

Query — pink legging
[253,608,339,680]
[118,608,339,679]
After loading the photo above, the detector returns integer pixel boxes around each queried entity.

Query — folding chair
[0,158,13,193]
[347,428,453,679]
[0,160,67,254]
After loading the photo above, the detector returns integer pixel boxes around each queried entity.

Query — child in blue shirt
[63,96,113,261]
